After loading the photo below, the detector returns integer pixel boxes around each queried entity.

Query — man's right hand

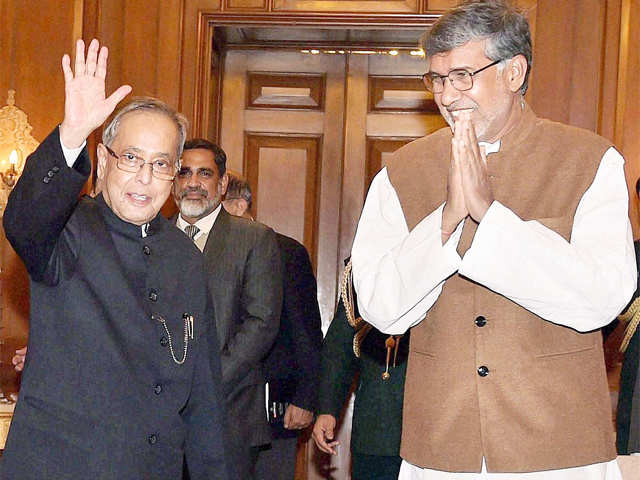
[312,414,340,455]
[12,346,27,372]
[59,39,131,149]
[442,124,468,241]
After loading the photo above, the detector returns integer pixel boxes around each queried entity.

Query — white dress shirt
[176,204,222,242]
[351,144,637,480]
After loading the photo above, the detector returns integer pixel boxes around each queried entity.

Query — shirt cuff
[59,131,86,168]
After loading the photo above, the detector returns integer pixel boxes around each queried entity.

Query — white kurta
[351,144,637,479]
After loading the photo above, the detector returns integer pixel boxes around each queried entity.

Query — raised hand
[59,39,132,148]
[312,414,340,455]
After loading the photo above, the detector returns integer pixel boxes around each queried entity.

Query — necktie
[184,224,200,241]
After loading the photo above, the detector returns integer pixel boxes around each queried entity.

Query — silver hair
[102,97,189,160]
[424,0,532,94]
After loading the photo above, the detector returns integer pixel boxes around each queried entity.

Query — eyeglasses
[104,144,177,181]
[422,59,503,94]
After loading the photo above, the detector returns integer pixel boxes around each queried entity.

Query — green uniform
[317,297,408,478]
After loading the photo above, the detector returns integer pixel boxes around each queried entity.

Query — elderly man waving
[0,39,230,480]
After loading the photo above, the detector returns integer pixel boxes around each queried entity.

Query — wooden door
[218,47,446,480]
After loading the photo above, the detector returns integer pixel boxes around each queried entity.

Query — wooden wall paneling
[208,40,225,142]
[337,54,368,306]
[528,0,605,131]
[225,0,269,10]
[368,75,438,113]
[156,0,185,110]
[181,0,222,131]
[273,0,419,13]
[365,137,416,194]
[598,0,622,143]
[312,54,345,329]
[617,0,640,237]
[366,113,446,137]
[424,0,458,11]
[1,1,76,140]
[247,72,325,110]
[245,110,325,134]
[245,134,320,258]
[220,51,249,173]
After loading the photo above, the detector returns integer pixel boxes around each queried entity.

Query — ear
[505,54,527,93]
[96,143,108,180]
[238,199,250,217]
[219,172,229,196]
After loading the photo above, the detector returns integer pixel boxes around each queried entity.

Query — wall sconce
[0,89,38,213]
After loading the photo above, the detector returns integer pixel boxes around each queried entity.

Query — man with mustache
[351,1,636,479]
[172,139,282,479]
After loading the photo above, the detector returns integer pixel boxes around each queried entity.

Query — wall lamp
[0,90,38,212]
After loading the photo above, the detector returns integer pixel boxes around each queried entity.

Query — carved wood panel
[225,0,268,9]
[273,0,419,13]
[247,72,325,110]
[368,75,439,113]
[366,137,417,194]
[245,134,321,262]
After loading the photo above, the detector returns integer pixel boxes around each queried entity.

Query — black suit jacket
[0,129,229,479]
[264,234,322,438]
[199,208,282,475]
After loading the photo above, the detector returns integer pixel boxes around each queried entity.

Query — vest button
[477,365,490,377]
[154,383,163,395]
[148,289,158,302]
[142,245,151,255]
[148,434,157,445]
[160,336,169,347]
[475,316,487,327]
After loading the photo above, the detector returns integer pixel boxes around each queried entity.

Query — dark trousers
[254,437,298,480]
[352,452,403,480]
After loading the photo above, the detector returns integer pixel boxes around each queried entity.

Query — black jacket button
[148,434,157,445]
[160,336,169,347]
[47,170,55,177]
[475,316,487,327]
[477,366,490,377]
[148,289,158,302]
[142,245,151,255]
[43,176,51,184]
[154,384,162,395]
[52,166,60,172]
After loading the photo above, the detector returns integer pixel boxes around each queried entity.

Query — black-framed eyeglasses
[104,144,177,181]
[422,59,503,94]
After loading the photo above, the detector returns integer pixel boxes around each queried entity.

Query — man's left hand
[283,404,313,430]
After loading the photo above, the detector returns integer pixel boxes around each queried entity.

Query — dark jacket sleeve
[281,238,322,411]
[316,298,359,419]
[184,299,232,479]
[220,226,282,388]
[3,127,91,283]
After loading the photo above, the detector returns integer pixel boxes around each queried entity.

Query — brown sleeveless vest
[386,105,617,472]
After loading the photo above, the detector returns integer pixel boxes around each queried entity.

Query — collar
[96,194,157,239]
[479,139,501,155]
[478,102,537,157]
[176,203,222,239]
